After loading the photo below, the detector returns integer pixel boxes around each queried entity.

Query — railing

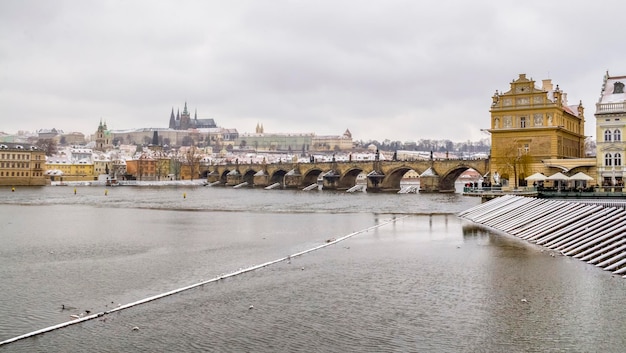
[596,102,626,113]
[463,186,538,196]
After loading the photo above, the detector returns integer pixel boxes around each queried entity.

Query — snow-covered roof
[599,75,626,104]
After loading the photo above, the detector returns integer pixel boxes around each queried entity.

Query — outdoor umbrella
[569,172,594,181]
[525,172,548,181]
[547,172,570,190]
[569,171,594,189]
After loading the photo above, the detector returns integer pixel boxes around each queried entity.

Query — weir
[459,195,626,278]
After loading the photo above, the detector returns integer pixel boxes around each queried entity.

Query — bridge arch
[439,166,479,192]
[242,169,256,186]
[270,169,289,187]
[219,169,231,184]
[340,168,365,189]
[302,168,323,186]
[380,167,422,191]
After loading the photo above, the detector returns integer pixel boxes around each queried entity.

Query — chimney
[542,79,553,91]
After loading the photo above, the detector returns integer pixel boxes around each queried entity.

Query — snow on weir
[458,195,626,278]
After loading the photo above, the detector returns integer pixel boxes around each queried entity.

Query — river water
[0,185,624,352]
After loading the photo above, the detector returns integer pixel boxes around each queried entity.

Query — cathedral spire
[183,101,188,115]
[169,107,176,129]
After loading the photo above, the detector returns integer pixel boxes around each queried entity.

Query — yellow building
[0,143,47,186]
[595,71,626,190]
[487,74,591,187]
[45,158,95,182]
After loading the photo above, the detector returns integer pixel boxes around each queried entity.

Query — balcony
[596,102,626,113]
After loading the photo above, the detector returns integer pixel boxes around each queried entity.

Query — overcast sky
[1,1,624,143]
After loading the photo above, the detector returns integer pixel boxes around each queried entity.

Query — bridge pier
[226,170,242,186]
[253,171,269,187]
[366,171,385,192]
[322,170,340,190]
[419,175,440,193]
[284,173,302,188]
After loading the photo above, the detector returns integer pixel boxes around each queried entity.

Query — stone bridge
[204,158,490,193]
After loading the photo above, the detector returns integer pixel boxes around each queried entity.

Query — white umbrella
[569,171,594,190]
[547,172,569,190]
[525,172,547,181]
[569,172,594,181]
[547,172,570,180]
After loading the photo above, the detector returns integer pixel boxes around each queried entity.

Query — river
[0,185,624,352]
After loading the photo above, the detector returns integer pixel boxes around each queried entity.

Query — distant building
[61,132,86,145]
[487,74,593,187]
[169,102,217,130]
[311,129,354,152]
[0,142,47,186]
[595,71,626,190]
[37,128,63,142]
[235,125,353,153]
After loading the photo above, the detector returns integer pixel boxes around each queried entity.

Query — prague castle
[168,102,217,130]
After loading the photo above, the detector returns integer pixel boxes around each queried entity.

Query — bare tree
[181,146,202,180]
[36,138,57,156]
[495,140,532,189]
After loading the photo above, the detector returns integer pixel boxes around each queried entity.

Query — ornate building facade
[487,74,590,187]
[595,71,626,189]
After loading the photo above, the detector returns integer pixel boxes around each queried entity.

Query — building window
[520,117,526,128]
[615,129,622,142]
[605,130,612,142]
[615,153,622,166]
[605,153,613,166]
[615,82,625,94]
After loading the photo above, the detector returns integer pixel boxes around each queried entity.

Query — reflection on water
[1,187,625,352]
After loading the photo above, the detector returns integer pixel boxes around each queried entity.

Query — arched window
[615,129,622,142]
[615,153,622,166]
[605,153,613,166]
[605,130,612,142]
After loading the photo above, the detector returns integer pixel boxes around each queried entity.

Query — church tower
[95,119,111,151]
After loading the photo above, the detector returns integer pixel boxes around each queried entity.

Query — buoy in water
[74,188,77,194]
[183,193,186,199]
[11,187,15,192]
[105,189,108,196]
